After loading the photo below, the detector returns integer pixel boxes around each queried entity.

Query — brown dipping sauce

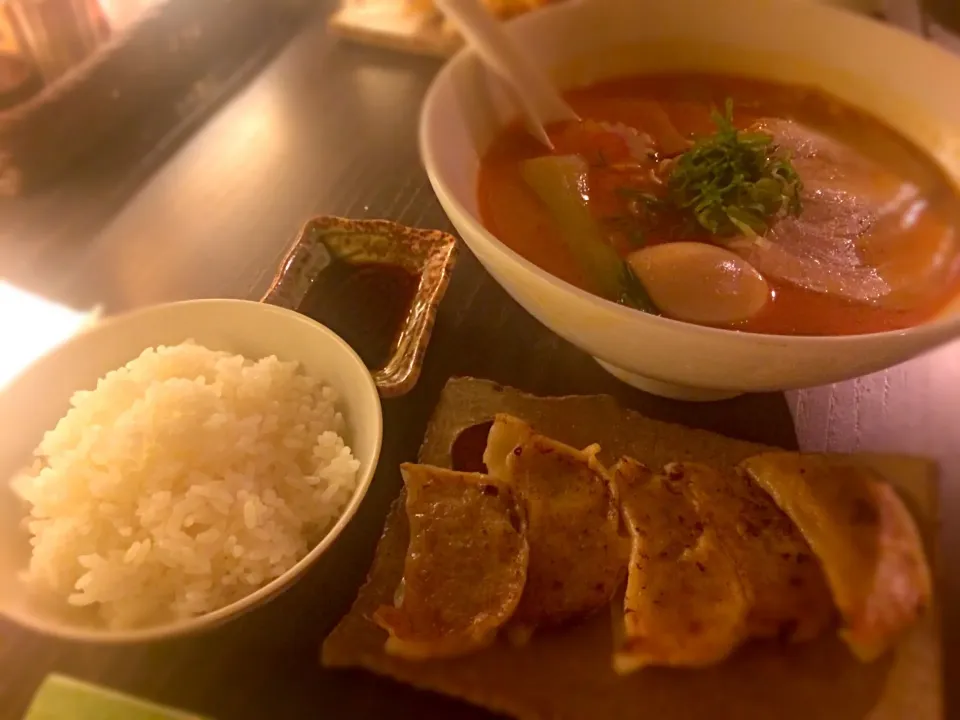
[299,260,419,369]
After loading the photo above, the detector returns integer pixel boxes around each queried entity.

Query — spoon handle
[434,0,579,148]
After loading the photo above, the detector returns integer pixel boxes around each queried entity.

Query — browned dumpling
[740,453,932,662]
[483,413,535,479]
[675,462,835,642]
[374,464,529,660]
[483,414,628,641]
[612,458,749,673]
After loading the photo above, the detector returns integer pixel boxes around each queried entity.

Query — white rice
[12,341,360,630]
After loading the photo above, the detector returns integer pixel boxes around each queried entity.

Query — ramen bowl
[420,0,960,400]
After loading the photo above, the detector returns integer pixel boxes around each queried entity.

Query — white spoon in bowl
[433,0,579,149]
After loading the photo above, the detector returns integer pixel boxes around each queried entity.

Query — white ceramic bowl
[0,299,382,642]
[420,0,960,400]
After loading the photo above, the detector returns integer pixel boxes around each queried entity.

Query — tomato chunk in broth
[477,73,960,336]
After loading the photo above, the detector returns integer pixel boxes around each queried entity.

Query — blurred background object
[0,1,161,112]
[97,0,164,31]
[924,0,960,51]
[884,0,960,49]
[883,0,925,33]
[813,0,879,12]
[0,6,42,109]
[6,1,109,84]
[0,0,318,196]
[329,0,564,57]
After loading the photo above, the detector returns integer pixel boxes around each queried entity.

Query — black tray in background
[0,0,318,196]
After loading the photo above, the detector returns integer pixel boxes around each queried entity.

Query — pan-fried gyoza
[369,415,930,672]
[612,458,748,672]
[324,381,939,720]
[483,414,629,642]
[675,462,835,642]
[740,453,932,662]
[373,464,529,660]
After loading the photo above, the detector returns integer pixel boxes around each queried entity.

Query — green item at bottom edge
[24,674,212,720]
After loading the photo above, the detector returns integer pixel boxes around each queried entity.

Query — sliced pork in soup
[483,414,629,641]
[729,118,955,309]
[374,464,529,660]
[478,73,960,335]
[612,458,749,672]
[740,453,932,662]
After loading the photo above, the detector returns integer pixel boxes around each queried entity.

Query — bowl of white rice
[0,299,382,642]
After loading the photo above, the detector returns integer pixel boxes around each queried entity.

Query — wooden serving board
[323,377,942,720]
[328,1,461,58]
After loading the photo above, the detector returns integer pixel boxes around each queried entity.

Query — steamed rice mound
[13,341,360,630]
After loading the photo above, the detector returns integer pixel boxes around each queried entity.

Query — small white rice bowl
[11,341,360,630]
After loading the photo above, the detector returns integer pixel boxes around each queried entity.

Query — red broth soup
[477,73,960,336]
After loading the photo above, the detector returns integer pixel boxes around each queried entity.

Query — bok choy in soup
[477,73,960,336]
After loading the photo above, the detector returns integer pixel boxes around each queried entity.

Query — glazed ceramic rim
[420,0,960,349]
[2,299,383,643]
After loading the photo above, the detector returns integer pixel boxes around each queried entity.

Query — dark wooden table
[0,4,956,718]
